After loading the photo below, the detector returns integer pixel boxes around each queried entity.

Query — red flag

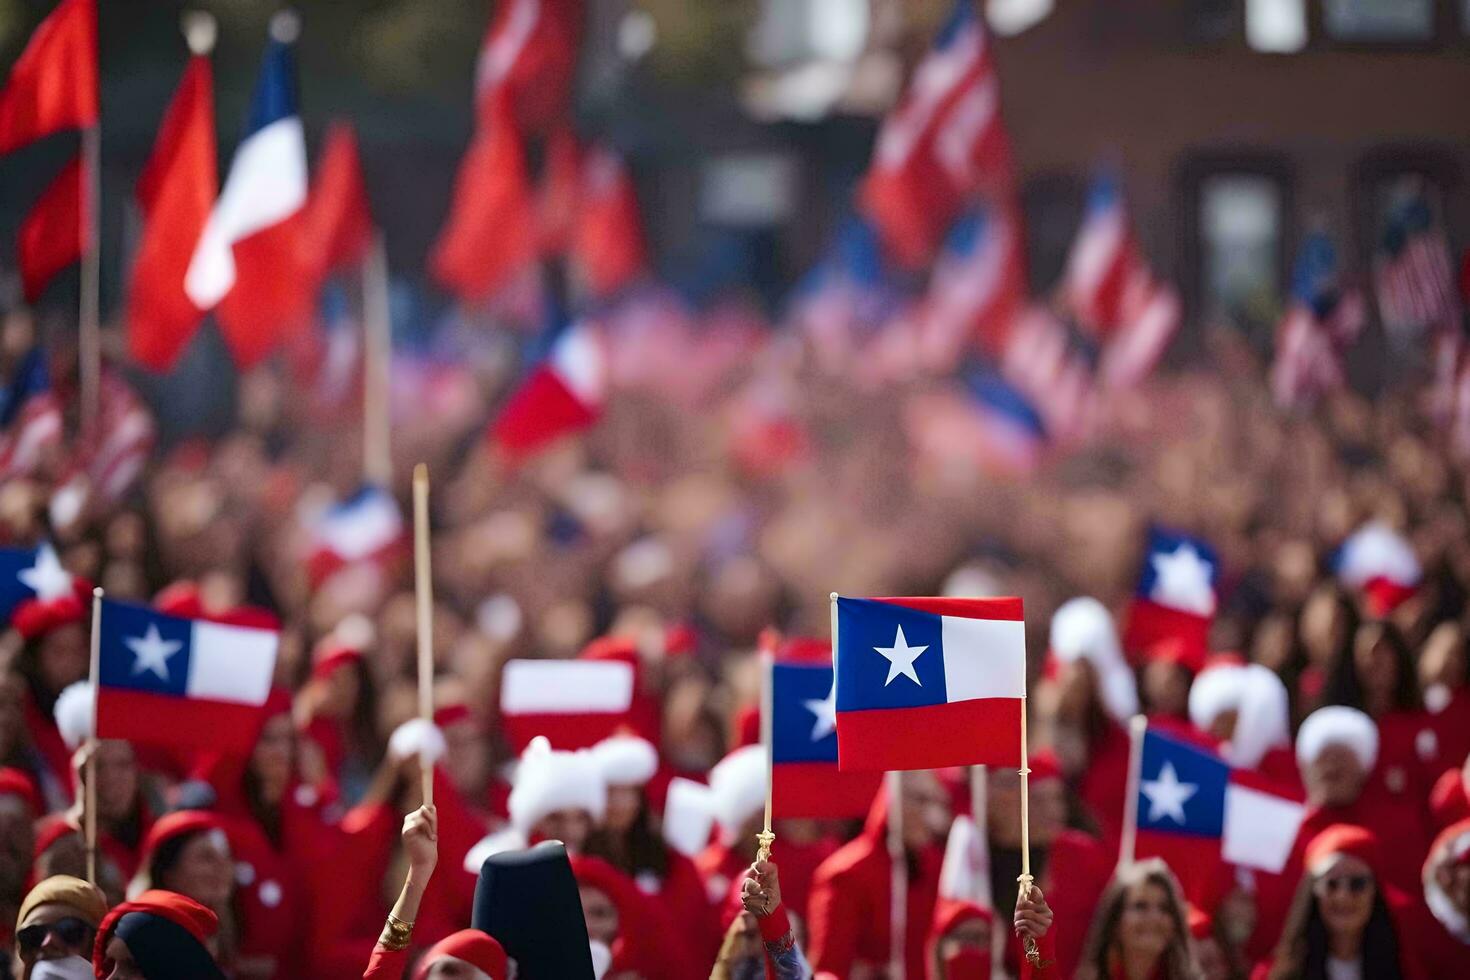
[572,146,645,299]
[0,0,98,154]
[430,94,537,303]
[18,154,83,301]
[537,126,581,255]
[475,0,581,132]
[299,121,374,289]
[127,56,216,372]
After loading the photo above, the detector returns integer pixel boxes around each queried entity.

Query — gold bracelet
[379,912,414,951]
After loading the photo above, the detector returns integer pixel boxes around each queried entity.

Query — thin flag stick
[78,122,101,436]
[756,645,775,863]
[84,586,103,884]
[362,234,392,487]
[1118,714,1148,870]
[412,464,434,807]
[1017,696,1040,967]
[886,768,907,979]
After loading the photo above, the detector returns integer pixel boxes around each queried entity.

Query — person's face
[0,797,35,896]
[1029,778,1066,846]
[579,884,620,944]
[902,771,951,851]
[162,831,234,908]
[1353,634,1398,700]
[535,809,593,853]
[1301,592,1346,665]
[320,666,360,718]
[425,959,489,979]
[1440,861,1470,916]
[1142,661,1191,718]
[1055,660,1098,722]
[1216,886,1256,947]
[17,902,95,967]
[1305,743,1367,808]
[1313,854,1375,939]
[937,916,991,963]
[1192,935,1230,980]
[603,785,642,835]
[1207,708,1238,743]
[103,936,144,980]
[95,740,138,823]
[251,714,294,799]
[988,767,1023,847]
[442,720,490,797]
[0,675,25,758]
[1117,881,1176,960]
[38,625,87,696]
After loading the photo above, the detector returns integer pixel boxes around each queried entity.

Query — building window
[1020,175,1086,295]
[1322,0,1436,42]
[1196,172,1287,335]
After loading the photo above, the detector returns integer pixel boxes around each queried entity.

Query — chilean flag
[185,14,310,368]
[1133,726,1305,903]
[0,542,72,624]
[499,658,638,752]
[918,206,1025,368]
[834,596,1026,772]
[1122,527,1217,664]
[489,312,606,460]
[770,649,883,819]
[96,598,280,753]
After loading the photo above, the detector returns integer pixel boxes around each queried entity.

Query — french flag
[834,596,1026,772]
[499,658,637,752]
[304,484,405,587]
[1133,726,1305,896]
[489,313,606,460]
[186,13,310,368]
[0,348,63,482]
[96,598,279,753]
[770,651,883,819]
[1122,527,1218,664]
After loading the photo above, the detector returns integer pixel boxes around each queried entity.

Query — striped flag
[1270,231,1365,409]
[0,348,63,483]
[916,205,1026,369]
[1373,186,1459,345]
[48,372,155,531]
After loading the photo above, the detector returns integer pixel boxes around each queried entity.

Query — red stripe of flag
[97,688,264,754]
[837,697,1023,772]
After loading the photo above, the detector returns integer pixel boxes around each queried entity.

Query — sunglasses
[17,916,94,954]
[1317,874,1373,896]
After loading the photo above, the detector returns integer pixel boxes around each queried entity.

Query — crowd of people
[4,294,1470,980]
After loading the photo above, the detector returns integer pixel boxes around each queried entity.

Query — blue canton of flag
[772,662,838,764]
[0,543,72,623]
[1135,527,1218,610]
[1137,728,1228,839]
[835,598,950,712]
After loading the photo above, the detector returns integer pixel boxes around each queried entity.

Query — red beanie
[413,929,508,980]
[33,814,81,861]
[13,580,90,640]
[310,635,363,681]
[0,767,40,814]
[140,810,230,866]
[98,888,219,947]
[1305,824,1382,877]
[1028,750,1062,783]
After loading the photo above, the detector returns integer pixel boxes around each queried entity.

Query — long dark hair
[1324,621,1420,715]
[1267,869,1404,980]
[1078,859,1200,980]
[583,792,669,879]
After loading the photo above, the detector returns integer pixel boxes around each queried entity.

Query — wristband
[378,912,414,951]
[758,902,792,947]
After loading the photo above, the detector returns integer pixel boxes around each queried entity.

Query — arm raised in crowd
[362,804,438,980]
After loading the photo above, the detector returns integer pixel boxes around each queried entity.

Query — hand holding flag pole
[412,464,434,808]
[1017,696,1040,967]
[84,586,102,885]
[756,642,775,863]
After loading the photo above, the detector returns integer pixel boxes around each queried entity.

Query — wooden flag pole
[756,645,775,863]
[84,586,103,884]
[1118,714,1148,870]
[412,464,434,807]
[1017,696,1040,967]
[886,768,907,978]
[362,234,392,487]
[78,122,101,436]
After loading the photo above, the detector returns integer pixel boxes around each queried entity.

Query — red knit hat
[154,581,281,630]
[95,887,219,951]
[140,810,230,867]
[1028,749,1062,783]
[0,767,40,814]
[580,635,639,664]
[412,929,508,980]
[1305,824,1382,877]
[33,814,81,861]
[12,579,91,640]
[309,635,363,681]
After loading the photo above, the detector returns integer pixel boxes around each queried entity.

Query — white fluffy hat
[508,736,607,834]
[1229,665,1291,770]
[1296,705,1379,773]
[1336,521,1420,589]
[591,733,658,788]
[387,718,447,766]
[707,745,767,844]
[661,776,716,858]
[1049,597,1139,723]
[1187,664,1244,732]
[54,681,95,751]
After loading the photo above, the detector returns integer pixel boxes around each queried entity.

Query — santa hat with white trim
[1187,662,1244,733]
[590,733,658,788]
[1296,705,1378,773]
[1335,520,1421,618]
[707,745,766,845]
[508,736,607,834]
[1049,597,1139,723]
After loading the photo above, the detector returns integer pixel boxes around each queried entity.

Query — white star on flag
[874,625,928,687]
[802,682,837,741]
[17,544,73,601]
[1150,543,1216,615]
[126,625,183,682]
[1141,760,1198,824]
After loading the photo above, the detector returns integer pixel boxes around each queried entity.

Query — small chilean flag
[770,650,883,819]
[96,598,279,753]
[489,312,606,460]
[834,596,1026,772]
[499,658,637,752]
[1122,527,1218,664]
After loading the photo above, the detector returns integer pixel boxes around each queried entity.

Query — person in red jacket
[1414,817,1470,971]
[296,617,384,801]
[805,769,951,978]
[1075,859,1200,980]
[571,852,700,980]
[583,733,720,964]
[11,574,91,807]
[1416,620,1470,774]
[1255,824,1425,980]
[1045,598,1140,859]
